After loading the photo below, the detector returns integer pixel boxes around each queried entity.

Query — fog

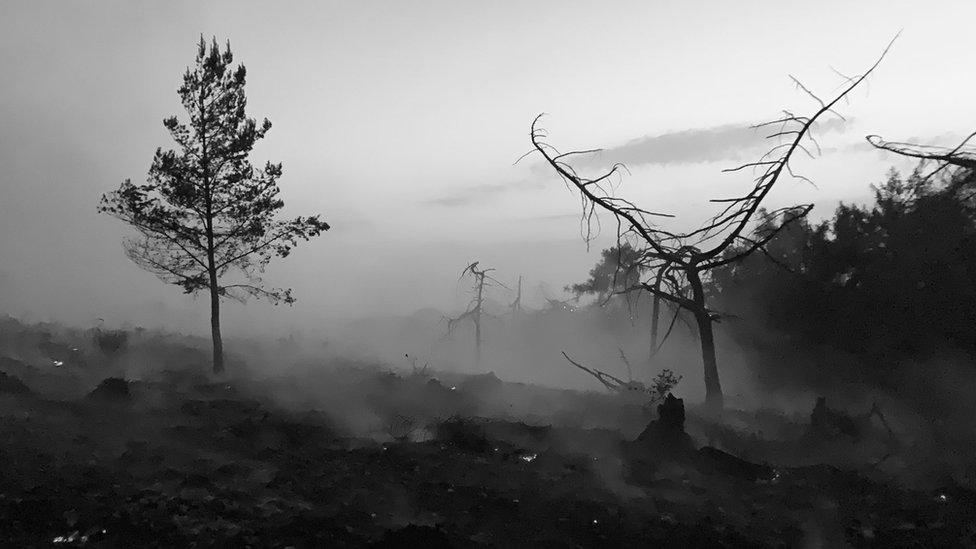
[2,0,974,449]
[2,1,976,342]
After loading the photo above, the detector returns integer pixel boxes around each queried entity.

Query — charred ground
[0,319,973,547]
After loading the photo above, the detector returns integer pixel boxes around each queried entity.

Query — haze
[1,0,974,338]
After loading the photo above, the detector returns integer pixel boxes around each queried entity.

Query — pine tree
[99,37,329,373]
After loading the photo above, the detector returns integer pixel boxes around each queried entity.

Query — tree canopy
[710,165,976,392]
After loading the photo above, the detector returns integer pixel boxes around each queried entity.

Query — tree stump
[634,393,695,455]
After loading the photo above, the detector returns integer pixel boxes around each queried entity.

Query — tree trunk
[688,269,723,412]
[199,100,223,375]
[650,295,661,360]
[474,315,482,370]
[512,275,522,318]
[209,270,224,374]
[694,308,722,413]
[474,273,485,370]
[649,268,664,363]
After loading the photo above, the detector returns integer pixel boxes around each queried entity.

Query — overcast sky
[1,1,974,335]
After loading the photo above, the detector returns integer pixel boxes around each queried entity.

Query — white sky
[1,0,974,335]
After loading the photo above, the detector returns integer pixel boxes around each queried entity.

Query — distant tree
[529,42,893,413]
[570,243,676,363]
[99,37,329,373]
[510,275,523,318]
[569,244,644,302]
[447,262,506,369]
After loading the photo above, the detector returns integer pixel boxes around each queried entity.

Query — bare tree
[447,262,506,369]
[510,275,523,318]
[561,350,681,406]
[529,42,894,413]
[867,131,976,183]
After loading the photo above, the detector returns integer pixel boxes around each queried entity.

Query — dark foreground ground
[0,328,974,547]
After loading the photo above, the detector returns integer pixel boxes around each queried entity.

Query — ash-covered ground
[1,319,973,548]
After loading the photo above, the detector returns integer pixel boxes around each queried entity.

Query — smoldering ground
[3,292,975,546]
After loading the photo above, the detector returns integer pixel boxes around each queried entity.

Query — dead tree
[561,351,680,405]
[510,275,523,318]
[529,42,894,413]
[561,351,649,396]
[447,262,506,369]
[867,132,976,171]
[867,131,976,190]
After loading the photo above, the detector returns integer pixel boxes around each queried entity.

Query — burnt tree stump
[634,393,695,455]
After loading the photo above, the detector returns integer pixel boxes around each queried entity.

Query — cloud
[572,118,849,169]
[425,179,544,207]
[427,119,853,208]
[518,213,581,223]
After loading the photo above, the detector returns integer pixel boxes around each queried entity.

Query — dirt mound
[86,377,130,401]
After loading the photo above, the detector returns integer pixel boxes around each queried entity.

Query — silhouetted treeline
[710,166,976,392]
